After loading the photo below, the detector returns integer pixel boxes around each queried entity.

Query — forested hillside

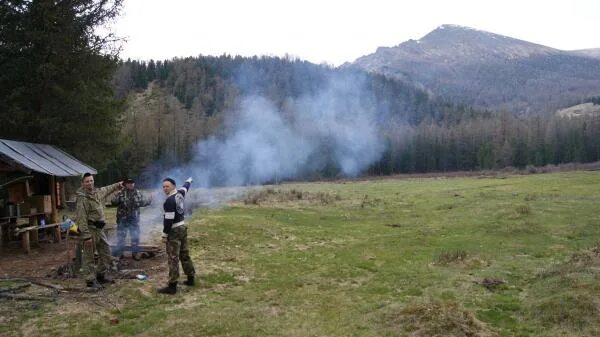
[108,55,479,184]
[352,25,600,114]
[109,56,600,185]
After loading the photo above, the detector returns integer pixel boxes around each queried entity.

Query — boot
[86,279,103,289]
[96,273,114,284]
[158,282,177,294]
[183,275,195,286]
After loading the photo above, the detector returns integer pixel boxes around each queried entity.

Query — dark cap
[124,178,135,184]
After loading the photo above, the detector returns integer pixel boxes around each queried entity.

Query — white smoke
[134,74,387,244]
[166,75,385,188]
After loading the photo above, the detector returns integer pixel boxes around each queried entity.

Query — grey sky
[112,0,600,65]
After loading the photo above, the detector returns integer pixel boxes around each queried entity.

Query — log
[109,245,159,252]
[116,269,147,279]
[0,282,31,293]
[0,278,63,291]
[0,278,98,294]
[28,280,64,291]
[14,226,38,234]
[61,286,102,293]
[0,293,55,301]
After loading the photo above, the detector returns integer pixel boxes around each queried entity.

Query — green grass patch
[4,171,600,336]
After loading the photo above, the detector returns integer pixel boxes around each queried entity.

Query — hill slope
[352,24,600,114]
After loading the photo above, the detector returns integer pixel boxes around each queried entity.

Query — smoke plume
[134,73,387,244]
[168,74,385,187]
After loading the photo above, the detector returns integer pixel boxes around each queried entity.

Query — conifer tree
[0,0,124,167]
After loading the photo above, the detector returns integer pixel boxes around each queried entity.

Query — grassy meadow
[3,171,600,336]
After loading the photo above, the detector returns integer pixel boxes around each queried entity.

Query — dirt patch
[475,277,506,291]
[0,237,164,279]
[382,300,497,337]
[242,188,341,206]
[0,240,75,278]
[0,238,168,331]
[433,250,489,269]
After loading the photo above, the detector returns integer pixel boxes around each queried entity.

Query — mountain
[351,24,600,114]
[571,48,600,59]
[556,102,600,118]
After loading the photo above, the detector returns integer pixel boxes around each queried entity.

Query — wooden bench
[14,223,61,254]
[15,226,38,254]
[42,223,62,243]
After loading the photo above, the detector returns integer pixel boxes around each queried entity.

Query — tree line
[368,112,600,175]
[110,56,600,183]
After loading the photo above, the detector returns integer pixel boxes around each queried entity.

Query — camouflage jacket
[111,189,151,221]
[75,182,122,239]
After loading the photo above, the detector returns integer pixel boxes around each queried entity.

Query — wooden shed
[0,138,96,253]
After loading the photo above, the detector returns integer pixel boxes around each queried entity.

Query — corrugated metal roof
[0,139,97,177]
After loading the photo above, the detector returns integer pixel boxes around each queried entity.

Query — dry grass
[528,243,600,334]
[434,250,468,266]
[514,204,531,216]
[530,294,600,331]
[536,242,600,279]
[382,300,497,337]
[243,187,341,206]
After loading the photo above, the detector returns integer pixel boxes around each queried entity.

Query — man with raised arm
[76,173,123,288]
[158,177,196,294]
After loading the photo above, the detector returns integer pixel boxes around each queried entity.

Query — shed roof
[0,139,97,177]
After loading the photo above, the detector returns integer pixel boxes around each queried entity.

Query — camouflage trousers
[81,227,113,282]
[166,225,195,283]
[113,218,140,256]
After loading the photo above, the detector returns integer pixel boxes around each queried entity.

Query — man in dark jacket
[111,178,152,260]
[158,177,195,294]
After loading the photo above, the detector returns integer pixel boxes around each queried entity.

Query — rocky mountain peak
[351,25,600,114]
[404,24,555,61]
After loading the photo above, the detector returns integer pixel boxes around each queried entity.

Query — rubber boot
[183,275,195,286]
[86,279,103,289]
[96,273,114,284]
[158,282,177,294]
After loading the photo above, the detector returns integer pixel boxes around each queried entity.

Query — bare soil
[0,236,169,329]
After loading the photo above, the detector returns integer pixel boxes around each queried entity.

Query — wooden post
[21,231,30,254]
[49,175,59,223]
[0,223,6,250]
[52,225,61,242]
[30,227,38,246]
[58,180,66,208]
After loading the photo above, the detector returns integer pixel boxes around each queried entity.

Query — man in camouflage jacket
[111,178,151,260]
[76,173,123,288]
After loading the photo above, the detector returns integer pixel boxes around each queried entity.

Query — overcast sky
[111,0,600,66]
